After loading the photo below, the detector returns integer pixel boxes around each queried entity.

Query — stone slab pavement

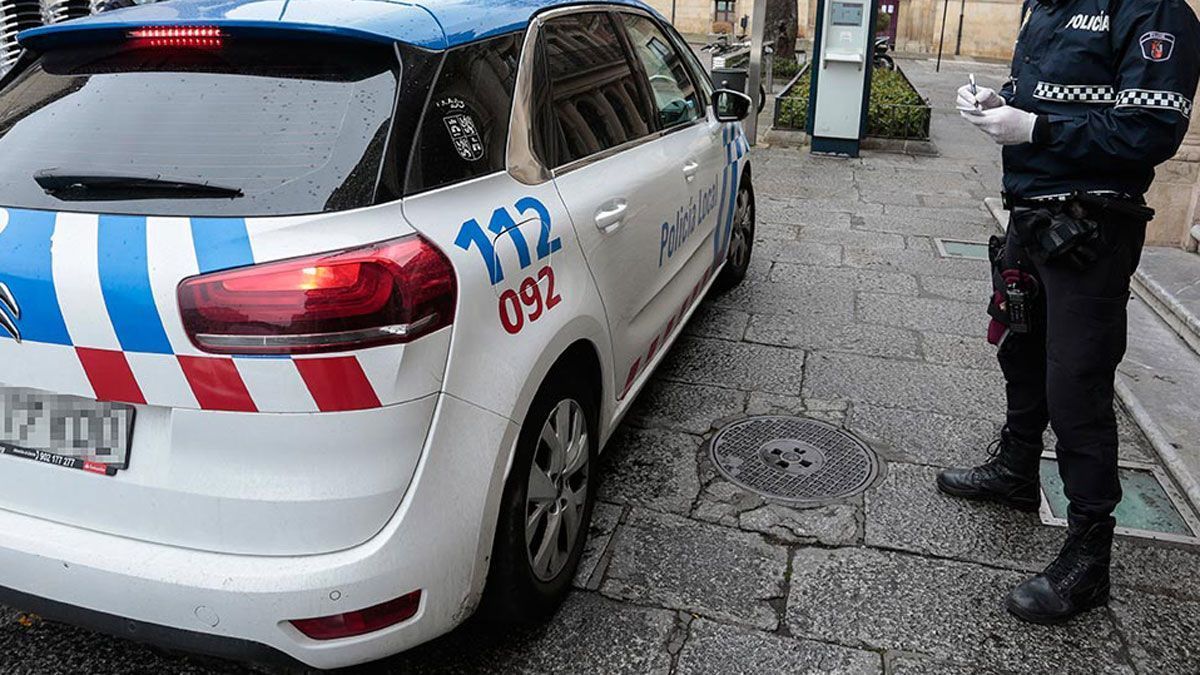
[4,58,1200,674]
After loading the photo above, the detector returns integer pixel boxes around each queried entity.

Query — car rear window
[0,37,400,217]
[406,32,522,195]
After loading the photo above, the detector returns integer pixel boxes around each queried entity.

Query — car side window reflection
[619,14,702,130]
[408,33,522,194]
[537,12,655,167]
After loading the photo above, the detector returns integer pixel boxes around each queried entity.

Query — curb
[983,197,1200,516]
[1131,268,1200,356]
[1115,377,1200,512]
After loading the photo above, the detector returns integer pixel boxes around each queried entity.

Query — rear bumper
[0,393,519,669]
[0,585,291,666]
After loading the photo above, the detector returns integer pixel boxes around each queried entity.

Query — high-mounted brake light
[128,26,224,48]
[178,235,457,355]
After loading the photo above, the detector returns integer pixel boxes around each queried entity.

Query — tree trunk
[765,0,799,60]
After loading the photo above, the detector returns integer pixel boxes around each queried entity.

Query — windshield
[0,37,400,217]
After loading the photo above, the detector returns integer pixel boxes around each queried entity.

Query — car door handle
[594,199,628,233]
[683,160,700,182]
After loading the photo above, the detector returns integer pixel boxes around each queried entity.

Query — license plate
[0,388,135,476]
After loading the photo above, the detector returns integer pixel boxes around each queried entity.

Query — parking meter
[807,0,878,157]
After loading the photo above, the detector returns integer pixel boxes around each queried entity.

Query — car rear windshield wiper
[34,171,244,201]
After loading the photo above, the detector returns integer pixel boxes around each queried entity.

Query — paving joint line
[1103,604,1142,675]
[663,610,694,674]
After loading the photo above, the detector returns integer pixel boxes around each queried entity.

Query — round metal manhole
[710,416,880,505]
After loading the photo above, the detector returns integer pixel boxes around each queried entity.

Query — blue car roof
[19,0,660,52]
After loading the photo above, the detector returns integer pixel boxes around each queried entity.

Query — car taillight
[291,590,422,640]
[178,235,456,355]
[128,26,224,48]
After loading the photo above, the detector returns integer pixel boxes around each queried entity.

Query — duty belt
[1001,191,1154,222]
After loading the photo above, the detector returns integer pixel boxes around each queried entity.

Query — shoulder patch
[1140,31,1176,62]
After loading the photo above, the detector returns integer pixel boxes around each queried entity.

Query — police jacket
[1001,0,1200,199]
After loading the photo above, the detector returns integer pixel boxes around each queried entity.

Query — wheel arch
[740,159,754,189]
[505,315,613,467]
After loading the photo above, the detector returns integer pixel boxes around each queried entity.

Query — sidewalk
[3,59,1198,674]
[383,58,1200,673]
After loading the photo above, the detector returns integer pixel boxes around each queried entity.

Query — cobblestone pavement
[4,58,1200,675]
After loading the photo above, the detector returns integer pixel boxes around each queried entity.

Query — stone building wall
[644,0,816,38]
[894,0,1021,60]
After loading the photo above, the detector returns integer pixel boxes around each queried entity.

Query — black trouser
[999,209,1146,521]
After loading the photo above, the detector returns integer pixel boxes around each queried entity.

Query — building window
[715,0,736,23]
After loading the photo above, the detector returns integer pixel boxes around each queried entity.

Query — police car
[0,0,754,668]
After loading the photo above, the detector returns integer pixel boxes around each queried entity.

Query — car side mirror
[713,89,752,122]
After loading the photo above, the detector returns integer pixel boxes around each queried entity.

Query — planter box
[771,62,932,142]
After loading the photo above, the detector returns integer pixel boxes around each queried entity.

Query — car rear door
[540,9,697,400]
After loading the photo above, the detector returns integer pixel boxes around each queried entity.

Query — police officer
[937,0,1200,625]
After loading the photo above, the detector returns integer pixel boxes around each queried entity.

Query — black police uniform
[996,0,1200,521]
[938,0,1200,624]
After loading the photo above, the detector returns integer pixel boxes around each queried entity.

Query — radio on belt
[806,0,879,157]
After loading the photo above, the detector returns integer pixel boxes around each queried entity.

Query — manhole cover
[710,416,879,505]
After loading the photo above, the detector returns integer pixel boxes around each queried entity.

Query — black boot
[1007,514,1115,624]
[936,428,1042,512]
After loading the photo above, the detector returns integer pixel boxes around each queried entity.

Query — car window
[665,22,713,105]
[538,12,656,167]
[0,38,399,217]
[619,14,702,129]
[407,33,522,195]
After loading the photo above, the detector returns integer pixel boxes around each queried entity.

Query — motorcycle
[874,37,896,70]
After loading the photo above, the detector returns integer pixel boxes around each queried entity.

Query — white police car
[0,0,754,667]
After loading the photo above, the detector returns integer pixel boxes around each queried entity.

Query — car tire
[481,372,598,624]
[714,180,755,292]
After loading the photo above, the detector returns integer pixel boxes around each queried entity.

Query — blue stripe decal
[191,218,254,274]
[0,209,72,345]
[98,215,174,354]
[714,154,730,267]
[722,162,740,258]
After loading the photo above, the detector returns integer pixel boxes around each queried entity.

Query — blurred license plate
[0,388,134,476]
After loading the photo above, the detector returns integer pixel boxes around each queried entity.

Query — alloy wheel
[729,187,754,270]
[524,399,590,582]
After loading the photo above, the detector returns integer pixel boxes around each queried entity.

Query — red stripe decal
[665,316,677,338]
[621,358,642,399]
[295,357,381,412]
[76,348,146,405]
[178,356,257,412]
[647,336,661,362]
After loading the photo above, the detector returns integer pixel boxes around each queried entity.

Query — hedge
[776,67,931,140]
[773,57,803,80]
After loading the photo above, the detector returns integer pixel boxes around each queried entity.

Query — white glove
[956,84,1004,113]
[962,106,1038,146]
